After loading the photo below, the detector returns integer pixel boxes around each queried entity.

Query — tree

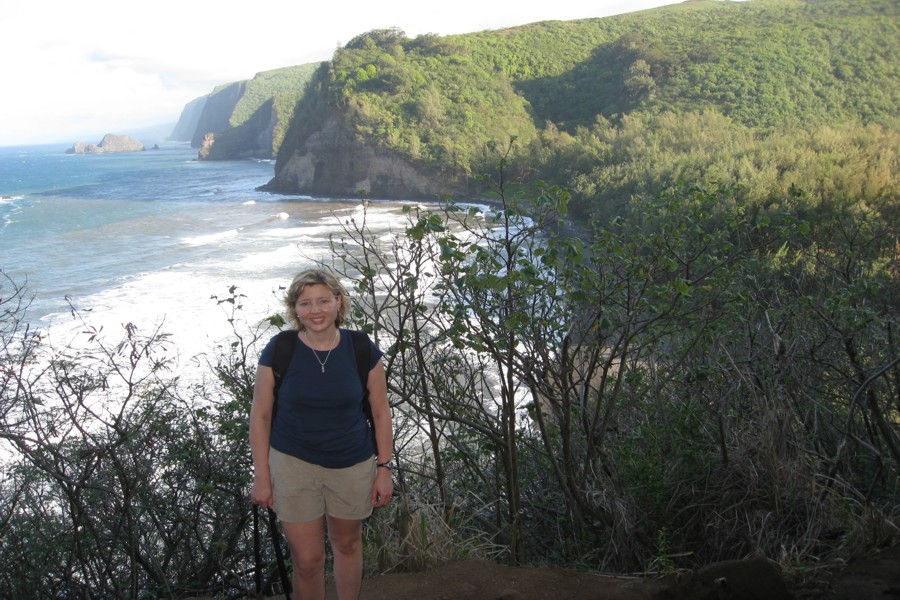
[0,274,273,598]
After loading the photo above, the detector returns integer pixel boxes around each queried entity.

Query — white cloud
[0,0,683,146]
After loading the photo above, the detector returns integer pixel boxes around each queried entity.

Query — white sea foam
[40,267,284,377]
[225,243,311,273]
[181,228,241,246]
[32,203,429,376]
[263,225,335,239]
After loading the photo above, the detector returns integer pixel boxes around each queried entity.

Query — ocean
[0,142,421,373]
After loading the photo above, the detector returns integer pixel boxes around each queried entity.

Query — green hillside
[325,28,539,177]
[463,0,897,129]
[287,0,897,215]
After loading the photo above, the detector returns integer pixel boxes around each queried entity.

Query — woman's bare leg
[281,517,327,600]
[326,515,364,600]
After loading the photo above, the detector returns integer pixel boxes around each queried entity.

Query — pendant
[321,365,325,374]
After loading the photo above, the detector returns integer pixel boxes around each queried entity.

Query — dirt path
[793,544,900,599]
[256,544,900,600]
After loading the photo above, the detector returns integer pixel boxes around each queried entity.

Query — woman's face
[294,283,340,333]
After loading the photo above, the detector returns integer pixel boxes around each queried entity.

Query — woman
[250,269,393,600]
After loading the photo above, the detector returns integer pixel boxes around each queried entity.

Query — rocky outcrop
[66,134,145,154]
[264,112,464,201]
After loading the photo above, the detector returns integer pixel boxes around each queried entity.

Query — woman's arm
[249,364,276,508]
[367,359,394,507]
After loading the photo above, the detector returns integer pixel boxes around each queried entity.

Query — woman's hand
[370,468,394,508]
[251,475,273,509]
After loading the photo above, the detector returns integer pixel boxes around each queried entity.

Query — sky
[0,0,685,147]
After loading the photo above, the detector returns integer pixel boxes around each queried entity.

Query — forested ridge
[2,0,898,597]
[283,0,897,215]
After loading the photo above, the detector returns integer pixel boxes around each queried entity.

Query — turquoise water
[0,143,413,364]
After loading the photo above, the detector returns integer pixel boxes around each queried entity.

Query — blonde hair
[283,269,349,331]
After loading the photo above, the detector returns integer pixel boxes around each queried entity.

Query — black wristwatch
[377,461,393,471]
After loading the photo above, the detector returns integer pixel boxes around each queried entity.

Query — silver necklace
[306,331,339,373]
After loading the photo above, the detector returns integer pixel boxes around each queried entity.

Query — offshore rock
[66,134,145,154]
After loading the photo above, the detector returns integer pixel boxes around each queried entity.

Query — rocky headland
[262,112,463,201]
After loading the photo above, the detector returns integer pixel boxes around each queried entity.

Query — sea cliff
[262,112,461,200]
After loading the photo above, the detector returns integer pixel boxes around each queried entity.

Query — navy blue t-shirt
[259,329,383,468]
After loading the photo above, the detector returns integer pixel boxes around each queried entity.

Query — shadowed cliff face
[264,113,464,201]
[191,82,246,149]
[198,99,277,161]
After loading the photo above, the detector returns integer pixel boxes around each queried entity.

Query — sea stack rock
[66,134,145,154]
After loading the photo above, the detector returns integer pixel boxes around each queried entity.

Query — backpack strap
[350,330,377,454]
[271,330,298,422]
[350,330,372,396]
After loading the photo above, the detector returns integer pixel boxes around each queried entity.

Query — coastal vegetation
[268,0,897,208]
[189,0,897,208]
[1,0,898,597]
[230,64,322,156]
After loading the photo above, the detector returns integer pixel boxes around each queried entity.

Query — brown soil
[259,544,900,600]
[792,544,900,600]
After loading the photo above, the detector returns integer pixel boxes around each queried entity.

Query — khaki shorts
[269,448,376,523]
